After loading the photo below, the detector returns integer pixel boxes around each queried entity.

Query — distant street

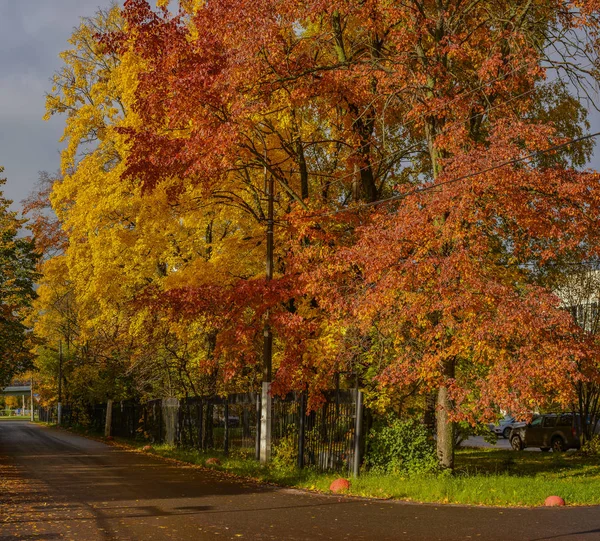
[461,436,570,452]
[1,421,599,541]
[461,435,513,450]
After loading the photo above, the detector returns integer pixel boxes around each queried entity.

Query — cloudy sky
[0,0,122,213]
[0,1,599,215]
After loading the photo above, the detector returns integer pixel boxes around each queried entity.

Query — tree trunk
[436,359,455,470]
[423,390,436,432]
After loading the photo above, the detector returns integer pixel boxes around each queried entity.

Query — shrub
[580,435,600,456]
[230,447,254,460]
[365,417,439,476]
[271,429,297,470]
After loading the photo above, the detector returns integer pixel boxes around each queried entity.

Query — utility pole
[264,171,274,382]
[30,375,34,422]
[260,172,274,463]
[57,340,63,426]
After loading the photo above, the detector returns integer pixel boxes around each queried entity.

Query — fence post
[224,399,229,455]
[198,401,204,450]
[298,391,306,469]
[158,401,163,443]
[255,393,261,460]
[30,377,34,422]
[105,399,113,438]
[162,398,179,446]
[352,390,364,478]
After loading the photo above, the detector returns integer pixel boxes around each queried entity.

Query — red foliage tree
[97,0,600,468]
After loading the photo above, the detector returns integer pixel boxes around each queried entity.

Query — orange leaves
[288,111,600,417]
[39,0,600,409]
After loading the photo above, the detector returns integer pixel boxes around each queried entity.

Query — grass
[44,422,600,507]
[116,442,600,507]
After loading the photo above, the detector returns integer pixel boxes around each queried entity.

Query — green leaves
[0,170,38,386]
[365,417,439,476]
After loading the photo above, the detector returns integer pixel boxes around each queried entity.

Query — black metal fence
[176,394,259,454]
[272,390,358,474]
[38,403,105,430]
[38,406,56,424]
[38,389,362,474]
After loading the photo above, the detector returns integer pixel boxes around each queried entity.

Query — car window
[557,414,573,427]
[543,416,556,428]
[530,416,543,427]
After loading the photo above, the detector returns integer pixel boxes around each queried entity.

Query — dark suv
[510,413,580,452]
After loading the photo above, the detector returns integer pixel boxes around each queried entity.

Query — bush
[230,447,254,460]
[271,429,297,470]
[365,417,439,476]
[580,435,600,456]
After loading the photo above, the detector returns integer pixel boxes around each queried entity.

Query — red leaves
[79,0,600,414]
[287,118,600,419]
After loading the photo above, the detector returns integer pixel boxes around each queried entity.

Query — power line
[302,46,581,195]
[300,131,600,219]
[297,132,600,315]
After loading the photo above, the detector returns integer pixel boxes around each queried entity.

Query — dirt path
[0,421,598,540]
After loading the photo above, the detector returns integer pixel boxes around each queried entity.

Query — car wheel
[540,447,550,452]
[503,427,511,439]
[551,437,565,452]
[511,435,523,451]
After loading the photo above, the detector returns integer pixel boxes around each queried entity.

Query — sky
[0,0,122,213]
[0,1,599,215]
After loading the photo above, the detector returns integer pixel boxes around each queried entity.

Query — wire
[300,46,580,195]
[299,131,600,219]
[296,133,600,316]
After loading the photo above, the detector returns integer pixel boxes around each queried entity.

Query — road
[461,435,513,450]
[0,422,599,541]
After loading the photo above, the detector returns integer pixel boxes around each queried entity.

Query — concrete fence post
[105,399,113,438]
[255,393,261,460]
[162,398,179,446]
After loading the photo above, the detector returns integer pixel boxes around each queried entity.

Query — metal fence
[38,389,363,474]
[177,394,259,454]
[38,406,57,424]
[38,403,104,428]
[273,390,359,474]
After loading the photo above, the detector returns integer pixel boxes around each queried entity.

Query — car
[215,414,240,428]
[488,415,526,439]
[509,413,581,452]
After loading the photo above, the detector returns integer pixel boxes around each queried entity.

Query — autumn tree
[103,0,600,466]
[39,4,270,402]
[40,0,600,472]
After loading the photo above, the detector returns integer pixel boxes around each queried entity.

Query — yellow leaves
[179,0,206,13]
[44,6,124,173]
[110,50,145,128]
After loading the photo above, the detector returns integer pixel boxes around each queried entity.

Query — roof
[2,386,31,395]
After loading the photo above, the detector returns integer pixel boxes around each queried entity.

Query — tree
[107,0,600,468]
[555,269,600,442]
[0,169,38,386]
[42,0,600,471]
[41,5,272,400]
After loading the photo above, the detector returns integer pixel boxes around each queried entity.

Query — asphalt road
[461,435,513,450]
[1,422,599,541]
